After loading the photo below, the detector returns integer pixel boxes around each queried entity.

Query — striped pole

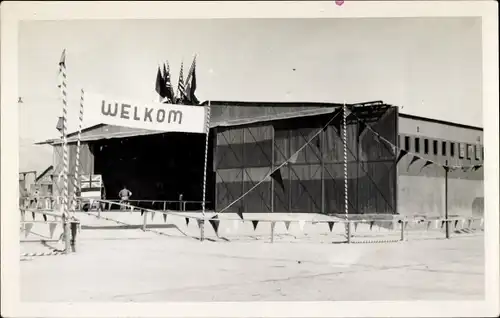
[343,103,350,242]
[58,49,71,253]
[200,101,212,241]
[73,89,85,211]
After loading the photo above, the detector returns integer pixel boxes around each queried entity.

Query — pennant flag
[59,49,66,67]
[185,217,190,227]
[140,209,144,216]
[354,222,358,232]
[162,213,167,223]
[151,211,155,221]
[407,155,421,170]
[396,149,408,164]
[454,220,459,229]
[328,221,335,232]
[56,116,64,133]
[49,222,57,238]
[369,221,375,231]
[43,213,47,221]
[209,216,220,235]
[419,160,434,173]
[358,121,367,137]
[197,219,203,228]
[163,62,176,103]
[32,211,36,220]
[472,165,482,171]
[284,221,291,231]
[440,220,445,228]
[289,152,299,164]
[462,166,471,172]
[236,211,244,221]
[24,222,34,238]
[271,169,285,192]
[155,66,166,100]
[298,220,305,232]
[252,220,259,231]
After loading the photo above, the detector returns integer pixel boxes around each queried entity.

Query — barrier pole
[58,49,71,254]
[200,101,212,242]
[343,103,350,243]
[444,165,450,239]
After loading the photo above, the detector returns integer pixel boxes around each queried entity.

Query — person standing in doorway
[118,185,132,211]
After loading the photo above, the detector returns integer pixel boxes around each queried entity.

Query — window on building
[415,137,420,153]
[459,143,465,158]
[475,145,481,160]
[450,142,455,157]
[423,139,429,154]
[404,136,410,151]
[442,141,447,156]
[467,144,474,160]
[433,140,438,155]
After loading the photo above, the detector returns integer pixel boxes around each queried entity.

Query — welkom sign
[84,92,208,133]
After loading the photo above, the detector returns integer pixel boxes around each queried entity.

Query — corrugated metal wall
[214,107,398,214]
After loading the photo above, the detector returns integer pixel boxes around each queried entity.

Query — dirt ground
[21,228,484,302]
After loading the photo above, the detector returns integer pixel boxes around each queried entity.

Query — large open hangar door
[91,132,215,211]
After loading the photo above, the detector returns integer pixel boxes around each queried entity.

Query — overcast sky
[18,17,482,170]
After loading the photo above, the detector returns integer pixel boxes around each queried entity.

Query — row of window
[398,135,483,161]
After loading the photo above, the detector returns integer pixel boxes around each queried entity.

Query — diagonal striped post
[58,49,71,254]
[343,103,350,243]
[73,89,85,211]
[200,101,212,242]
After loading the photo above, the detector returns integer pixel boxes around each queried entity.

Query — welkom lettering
[101,101,183,125]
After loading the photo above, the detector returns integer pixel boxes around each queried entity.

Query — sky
[18,17,483,172]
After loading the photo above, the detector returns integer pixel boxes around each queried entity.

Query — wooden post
[400,220,405,241]
[270,221,275,243]
[70,220,79,252]
[142,210,148,231]
[346,221,351,244]
[444,165,450,239]
[63,214,71,254]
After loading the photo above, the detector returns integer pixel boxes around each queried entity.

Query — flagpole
[58,49,71,254]
[200,100,211,241]
[343,102,350,243]
[73,89,84,211]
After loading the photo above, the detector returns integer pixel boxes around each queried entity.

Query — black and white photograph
[1,1,498,317]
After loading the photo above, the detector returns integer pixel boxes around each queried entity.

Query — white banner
[84,92,207,134]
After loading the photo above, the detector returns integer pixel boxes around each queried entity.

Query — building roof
[36,99,481,145]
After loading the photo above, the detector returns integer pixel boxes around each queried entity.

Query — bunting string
[348,108,483,171]
[214,109,343,217]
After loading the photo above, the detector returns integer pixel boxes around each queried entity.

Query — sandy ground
[21,226,484,302]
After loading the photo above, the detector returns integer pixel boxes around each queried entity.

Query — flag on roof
[177,62,187,103]
[185,57,199,105]
[163,62,176,104]
[155,66,166,101]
